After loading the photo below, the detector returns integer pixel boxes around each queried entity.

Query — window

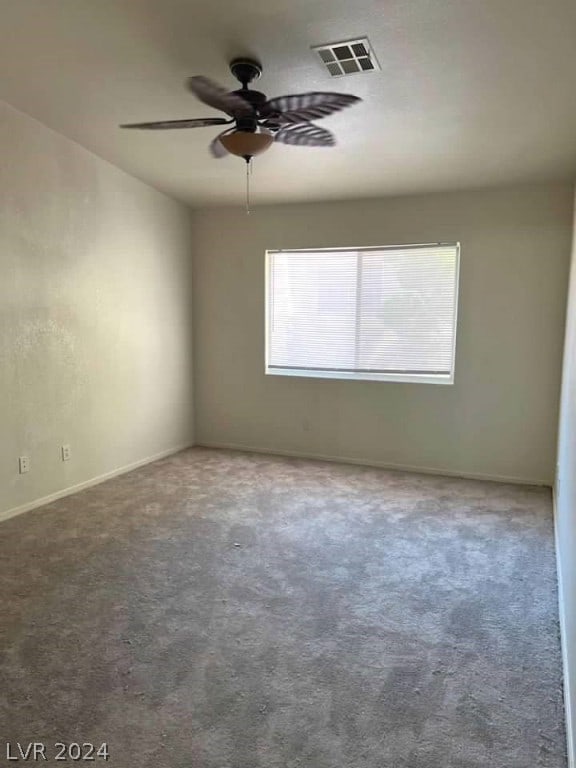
[266,243,460,384]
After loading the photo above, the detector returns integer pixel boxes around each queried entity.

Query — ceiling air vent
[312,38,380,77]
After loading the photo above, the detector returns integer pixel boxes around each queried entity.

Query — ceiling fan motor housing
[236,116,258,133]
[232,89,267,107]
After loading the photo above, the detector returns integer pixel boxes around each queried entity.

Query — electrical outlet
[19,456,30,474]
[61,444,71,462]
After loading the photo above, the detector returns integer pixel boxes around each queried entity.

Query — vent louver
[312,38,380,77]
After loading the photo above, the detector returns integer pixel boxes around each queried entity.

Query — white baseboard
[0,443,194,524]
[196,440,549,486]
[553,489,575,768]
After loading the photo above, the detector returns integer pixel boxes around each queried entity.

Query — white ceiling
[1,0,575,206]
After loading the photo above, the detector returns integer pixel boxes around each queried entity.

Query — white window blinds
[266,244,459,383]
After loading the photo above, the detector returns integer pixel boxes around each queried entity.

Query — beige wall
[193,183,573,484]
[0,101,195,519]
[556,190,576,764]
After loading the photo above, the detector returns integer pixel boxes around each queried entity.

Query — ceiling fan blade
[263,92,361,122]
[274,123,335,147]
[186,76,253,118]
[120,117,231,130]
[209,128,234,158]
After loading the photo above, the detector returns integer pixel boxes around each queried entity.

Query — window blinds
[266,244,459,381]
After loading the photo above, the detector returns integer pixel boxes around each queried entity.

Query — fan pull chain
[245,157,252,215]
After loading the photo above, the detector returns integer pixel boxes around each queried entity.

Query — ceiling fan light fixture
[219,129,274,159]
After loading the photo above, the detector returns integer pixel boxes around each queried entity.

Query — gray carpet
[0,448,566,767]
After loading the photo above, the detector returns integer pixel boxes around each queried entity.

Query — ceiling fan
[120,58,362,163]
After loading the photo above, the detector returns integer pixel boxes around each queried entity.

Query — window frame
[265,242,461,386]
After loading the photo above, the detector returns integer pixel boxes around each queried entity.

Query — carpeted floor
[0,448,566,767]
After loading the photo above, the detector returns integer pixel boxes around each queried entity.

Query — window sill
[265,368,454,385]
